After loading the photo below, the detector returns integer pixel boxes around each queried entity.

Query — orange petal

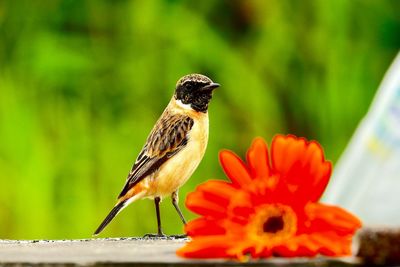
[305,142,332,201]
[271,135,331,202]
[294,235,320,256]
[305,203,362,234]
[272,239,300,257]
[257,247,273,258]
[271,135,296,173]
[177,236,235,259]
[226,191,254,224]
[219,150,252,188]
[309,232,352,256]
[185,217,226,237]
[273,235,322,257]
[196,180,238,207]
[185,191,226,218]
[246,137,270,179]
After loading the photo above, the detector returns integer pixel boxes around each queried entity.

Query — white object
[324,52,400,225]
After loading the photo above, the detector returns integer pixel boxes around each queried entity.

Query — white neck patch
[175,99,193,111]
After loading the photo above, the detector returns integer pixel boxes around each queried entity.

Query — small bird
[94,74,219,236]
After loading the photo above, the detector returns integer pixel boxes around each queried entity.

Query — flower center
[248,204,297,245]
[263,216,284,233]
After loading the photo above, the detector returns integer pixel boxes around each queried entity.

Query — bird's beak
[200,83,220,92]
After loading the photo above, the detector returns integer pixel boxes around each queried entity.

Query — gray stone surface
[0,237,360,267]
[0,237,187,265]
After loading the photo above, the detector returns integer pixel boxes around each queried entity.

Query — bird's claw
[142,233,187,240]
[168,234,187,239]
[142,233,166,239]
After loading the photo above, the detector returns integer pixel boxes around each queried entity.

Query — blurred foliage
[0,0,399,239]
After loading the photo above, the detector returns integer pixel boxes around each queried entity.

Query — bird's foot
[142,233,166,239]
[142,233,187,240]
[168,234,187,239]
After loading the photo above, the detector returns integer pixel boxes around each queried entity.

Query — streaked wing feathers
[117,114,194,198]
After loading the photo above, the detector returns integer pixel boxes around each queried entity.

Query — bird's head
[174,74,220,113]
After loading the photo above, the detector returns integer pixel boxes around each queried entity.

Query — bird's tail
[93,200,128,236]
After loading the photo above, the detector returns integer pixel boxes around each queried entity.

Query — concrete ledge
[0,237,360,267]
[0,237,186,266]
[2,228,400,267]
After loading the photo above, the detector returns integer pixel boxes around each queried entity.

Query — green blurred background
[0,0,399,239]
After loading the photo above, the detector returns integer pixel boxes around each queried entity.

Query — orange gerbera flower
[177,135,362,260]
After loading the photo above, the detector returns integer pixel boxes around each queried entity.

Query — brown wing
[117,113,194,198]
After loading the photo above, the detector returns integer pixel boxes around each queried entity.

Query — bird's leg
[172,190,187,225]
[155,196,164,236]
[170,190,187,239]
[143,196,165,238]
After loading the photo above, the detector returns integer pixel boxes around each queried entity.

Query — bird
[94,73,220,237]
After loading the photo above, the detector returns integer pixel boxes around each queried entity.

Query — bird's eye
[184,95,190,102]
[186,83,193,90]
